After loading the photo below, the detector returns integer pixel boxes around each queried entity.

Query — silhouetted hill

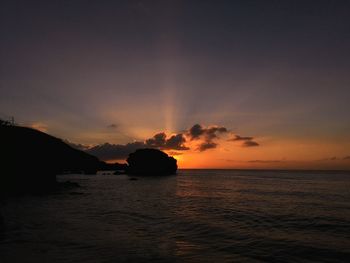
[0,125,102,194]
[126,148,177,175]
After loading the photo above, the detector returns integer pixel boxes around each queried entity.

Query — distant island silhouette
[0,121,176,194]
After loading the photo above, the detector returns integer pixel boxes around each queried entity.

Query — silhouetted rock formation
[0,125,102,194]
[126,148,177,175]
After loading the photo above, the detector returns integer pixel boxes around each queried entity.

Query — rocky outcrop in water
[126,148,177,175]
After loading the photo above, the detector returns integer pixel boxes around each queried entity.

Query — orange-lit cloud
[228,134,259,147]
[66,123,350,170]
[30,122,48,132]
[70,123,240,161]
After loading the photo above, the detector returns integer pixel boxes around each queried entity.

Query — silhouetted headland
[126,148,177,175]
[0,121,178,194]
[0,123,109,194]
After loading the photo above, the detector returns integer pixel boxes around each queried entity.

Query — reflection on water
[1,170,350,262]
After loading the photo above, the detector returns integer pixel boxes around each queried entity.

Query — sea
[1,170,350,263]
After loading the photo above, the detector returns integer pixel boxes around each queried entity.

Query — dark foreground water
[1,170,350,262]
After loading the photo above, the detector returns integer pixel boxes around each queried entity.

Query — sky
[1,0,350,169]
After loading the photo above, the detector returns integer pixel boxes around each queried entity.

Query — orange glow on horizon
[97,135,350,170]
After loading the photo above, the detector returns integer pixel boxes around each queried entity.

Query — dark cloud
[242,140,259,147]
[229,135,253,141]
[188,124,228,140]
[187,124,229,151]
[189,124,204,139]
[145,132,166,148]
[145,132,189,150]
[248,159,284,163]
[87,142,145,160]
[320,156,350,161]
[164,133,189,150]
[198,142,217,151]
[207,126,228,139]
[228,134,259,147]
[107,124,118,129]
[68,123,257,159]
[74,132,189,161]
[223,159,235,162]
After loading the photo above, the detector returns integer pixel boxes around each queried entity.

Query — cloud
[87,142,145,160]
[319,156,350,161]
[145,132,166,148]
[187,124,229,151]
[198,142,217,151]
[248,159,284,163]
[72,132,189,161]
[229,135,253,141]
[164,133,189,150]
[30,122,48,132]
[145,132,189,150]
[228,134,259,147]
[188,124,228,140]
[242,140,259,147]
[188,124,203,139]
[107,123,118,129]
[68,123,258,159]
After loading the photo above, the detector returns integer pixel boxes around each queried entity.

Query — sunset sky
[1,0,350,169]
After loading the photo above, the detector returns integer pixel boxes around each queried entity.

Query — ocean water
[1,170,350,262]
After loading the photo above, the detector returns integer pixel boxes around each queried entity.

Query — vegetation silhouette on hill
[0,122,104,194]
[126,148,177,175]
